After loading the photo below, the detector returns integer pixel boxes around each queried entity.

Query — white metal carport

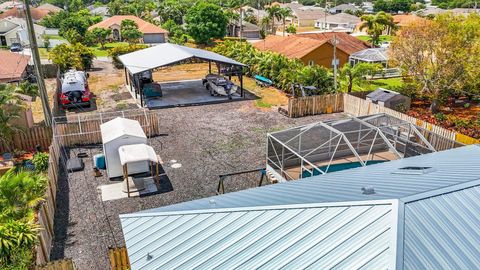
[118,43,247,107]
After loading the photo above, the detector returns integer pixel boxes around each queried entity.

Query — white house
[315,13,360,32]
[0,16,45,47]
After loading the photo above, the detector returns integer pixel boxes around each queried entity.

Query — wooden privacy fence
[54,112,160,147]
[286,93,344,118]
[36,143,61,265]
[0,125,52,153]
[33,110,160,266]
[343,94,457,140]
[35,258,76,270]
[285,93,479,146]
[109,247,130,270]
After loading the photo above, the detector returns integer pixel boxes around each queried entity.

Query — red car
[60,69,91,109]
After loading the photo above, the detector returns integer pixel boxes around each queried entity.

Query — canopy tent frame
[266,113,462,182]
[118,144,160,197]
[119,43,248,107]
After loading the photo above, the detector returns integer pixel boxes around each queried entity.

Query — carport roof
[119,43,247,75]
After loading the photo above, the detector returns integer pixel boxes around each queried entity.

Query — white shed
[100,117,149,178]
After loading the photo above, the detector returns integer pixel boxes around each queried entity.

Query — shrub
[212,40,334,94]
[32,152,49,172]
[435,112,446,122]
[109,44,149,69]
[0,170,47,268]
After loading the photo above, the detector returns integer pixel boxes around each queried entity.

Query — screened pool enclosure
[266,114,462,182]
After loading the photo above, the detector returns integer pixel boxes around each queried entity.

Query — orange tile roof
[88,15,168,34]
[298,32,370,54]
[393,14,427,27]
[0,51,30,82]
[254,35,326,58]
[0,6,56,21]
[254,32,370,59]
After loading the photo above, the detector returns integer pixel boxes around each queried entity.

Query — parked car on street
[10,43,23,52]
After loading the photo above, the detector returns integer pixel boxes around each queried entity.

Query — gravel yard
[50,100,344,270]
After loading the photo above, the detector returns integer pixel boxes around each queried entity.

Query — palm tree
[0,170,47,222]
[359,12,395,46]
[279,7,293,36]
[0,84,24,152]
[339,63,382,92]
[265,5,282,34]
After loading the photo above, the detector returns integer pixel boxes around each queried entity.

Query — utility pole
[23,0,52,126]
[332,34,338,92]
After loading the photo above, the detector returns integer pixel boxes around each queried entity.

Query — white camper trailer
[100,117,149,178]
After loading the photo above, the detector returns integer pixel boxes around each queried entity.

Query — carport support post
[240,72,244,98]
[124,68,128,85]
[208,61,212,74]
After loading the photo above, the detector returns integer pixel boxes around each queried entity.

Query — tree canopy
[391,13,480,112]
[185,1,228,44]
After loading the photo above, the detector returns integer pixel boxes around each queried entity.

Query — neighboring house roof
[317,12,361,24]
[277,1,304,10]
[298,32,370,54]
[393,14,427,27]
[36,3,62,12]
[0,1,23,12]
[0,6,56,21]
[331,4,360,12]
[121,145,480,269]
[1,16,46,34]
[254,32,369,59]
[241,21,260,31]
[350,47,388,62]
[88,15,168,34]
[415,7,447,16]
[451,8,480,15]
[0,50,30,82]
[242,5,267,18]
[293,9,327,21]
[254,35,326,58]
[90,6,109,16]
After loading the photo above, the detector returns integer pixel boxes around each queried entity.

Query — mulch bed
[50,100,344,270]
[408,99,480,139]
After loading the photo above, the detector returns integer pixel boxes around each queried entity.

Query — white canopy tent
[118,144,160,197]
[118,144,158,165]
[118,43,247,106]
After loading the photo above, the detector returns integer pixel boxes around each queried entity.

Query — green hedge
[109,44,149,69]
[212,40,335,95]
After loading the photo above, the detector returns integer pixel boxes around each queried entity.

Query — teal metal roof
[144,145,480,213]
[121,145,480,269]
[121,202,395,270]
[404,185,480,269]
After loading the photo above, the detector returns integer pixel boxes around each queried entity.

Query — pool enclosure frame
[266,113,462,182]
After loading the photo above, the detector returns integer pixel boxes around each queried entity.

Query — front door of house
[0,36,6,46]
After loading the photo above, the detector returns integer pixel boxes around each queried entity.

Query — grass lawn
[89,42,128,57]
[296,26,318,33]
[356,35,393,43]
[44,34,65,40]
[350,77,405,92]
[38,48,49,59]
